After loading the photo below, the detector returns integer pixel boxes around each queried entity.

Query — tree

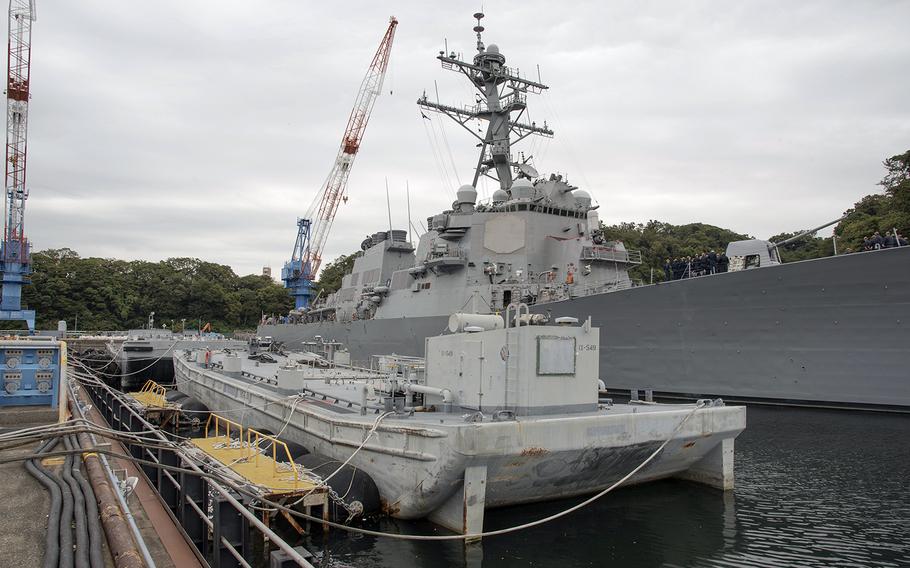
[767,230,833,262]
[315,253,359,296]
[600,221,750,282]
[834,150,910,251]
[21,250,292,332]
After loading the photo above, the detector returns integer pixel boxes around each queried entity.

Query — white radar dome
[487,44,500,54]
[574,190,592,208]
[511,178,536,200]
[492,189,509,203]
[456,184,478,204]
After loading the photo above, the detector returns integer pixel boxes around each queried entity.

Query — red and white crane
[0,0,36,331]
[282,16,397,309]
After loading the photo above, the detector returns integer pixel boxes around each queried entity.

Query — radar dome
[456,184,478,204]
[487,44,500,54]
[574,190,592,208]
[511,178,536,200]
[492,189,509,203]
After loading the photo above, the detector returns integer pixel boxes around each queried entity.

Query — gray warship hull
[262,246,910,411]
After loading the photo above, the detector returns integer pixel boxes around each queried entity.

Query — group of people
[663,251,729,281]
[862,231,907,251]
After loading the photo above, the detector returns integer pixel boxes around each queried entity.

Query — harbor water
[300,405,910,567]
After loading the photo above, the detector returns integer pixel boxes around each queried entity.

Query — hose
[62,436,90,568]
[57,444,75,568]
[68,434,105,568]
[23,438,62,568]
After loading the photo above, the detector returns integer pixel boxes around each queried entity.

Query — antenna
[418,12,552,192]
[406,180,412,243]
[473,12,485,52]
[385,177,393,233]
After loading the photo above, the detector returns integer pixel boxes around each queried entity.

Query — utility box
[0,338,64,408]
[424,321,599,416]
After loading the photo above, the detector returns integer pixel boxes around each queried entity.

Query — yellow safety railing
[137,380,166,407]
[203,414,299,488]
[246,428,299,488]
[204,413,245,440]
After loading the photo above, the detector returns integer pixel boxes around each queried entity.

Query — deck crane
[281,17,398,310]
[0,0,36,332]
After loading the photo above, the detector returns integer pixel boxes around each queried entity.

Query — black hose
[62,436,90,568]
[56,442,75,568]
[68,434,105,568]
[24,438,62,568]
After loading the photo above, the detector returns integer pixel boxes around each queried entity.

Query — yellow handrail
[138,380,166,407]
[246,428,299,488]
[204,413,245,440]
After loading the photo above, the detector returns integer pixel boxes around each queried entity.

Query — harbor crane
[0,0,36,332]
[282,17,398,310]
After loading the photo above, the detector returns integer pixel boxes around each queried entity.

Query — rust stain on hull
[521,447,548,457]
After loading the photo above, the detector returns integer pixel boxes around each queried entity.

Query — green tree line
[603,150,910,281]
[20,249,292,332]
[17,152,907,328]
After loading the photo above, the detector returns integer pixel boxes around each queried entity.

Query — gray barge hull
[261,247,910,411]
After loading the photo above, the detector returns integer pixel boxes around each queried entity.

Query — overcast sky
[22,1,910,276]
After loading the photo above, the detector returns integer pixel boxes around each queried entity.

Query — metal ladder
[503,303,529,410]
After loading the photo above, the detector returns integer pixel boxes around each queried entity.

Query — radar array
[418,12,553,191]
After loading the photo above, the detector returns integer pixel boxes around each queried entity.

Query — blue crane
[282,17,397,310]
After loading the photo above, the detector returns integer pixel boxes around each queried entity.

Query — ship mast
[418,12,553,192]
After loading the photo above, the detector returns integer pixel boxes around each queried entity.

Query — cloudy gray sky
[22,1,910,276]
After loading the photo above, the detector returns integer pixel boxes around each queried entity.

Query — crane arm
[283,17,397,311]
[303,16,397,277]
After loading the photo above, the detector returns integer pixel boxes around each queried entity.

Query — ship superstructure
[299,13,640,323]
[264,14,910,412]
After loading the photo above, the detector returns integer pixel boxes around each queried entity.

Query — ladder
[504,329,519,409]
[503,303,528,411]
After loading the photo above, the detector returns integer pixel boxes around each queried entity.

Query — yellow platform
[190,415,321,496]
[128,380,171,409]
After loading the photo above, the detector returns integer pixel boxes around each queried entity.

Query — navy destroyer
[262,15,910,412]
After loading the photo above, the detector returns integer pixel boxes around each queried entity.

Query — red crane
[0,0,36,332]
[282,17,398,309]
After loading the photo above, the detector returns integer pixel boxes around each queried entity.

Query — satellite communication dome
[487,44,500,54]
[511,178,535,200]
[456,184,478,204]
[492,189,509,203]
[574,190,592,208]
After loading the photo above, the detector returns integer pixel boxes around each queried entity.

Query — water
[300,406,910,567]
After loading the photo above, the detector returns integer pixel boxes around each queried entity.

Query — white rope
[291,410,394,506]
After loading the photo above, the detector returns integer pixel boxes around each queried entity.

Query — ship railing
[425,246,467,267]
[502,91,527,109]
[299,385,388,416]
[572,278,634,298]
[236,368,389,415]
[370,354,426,383]
[581,246,642,264]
